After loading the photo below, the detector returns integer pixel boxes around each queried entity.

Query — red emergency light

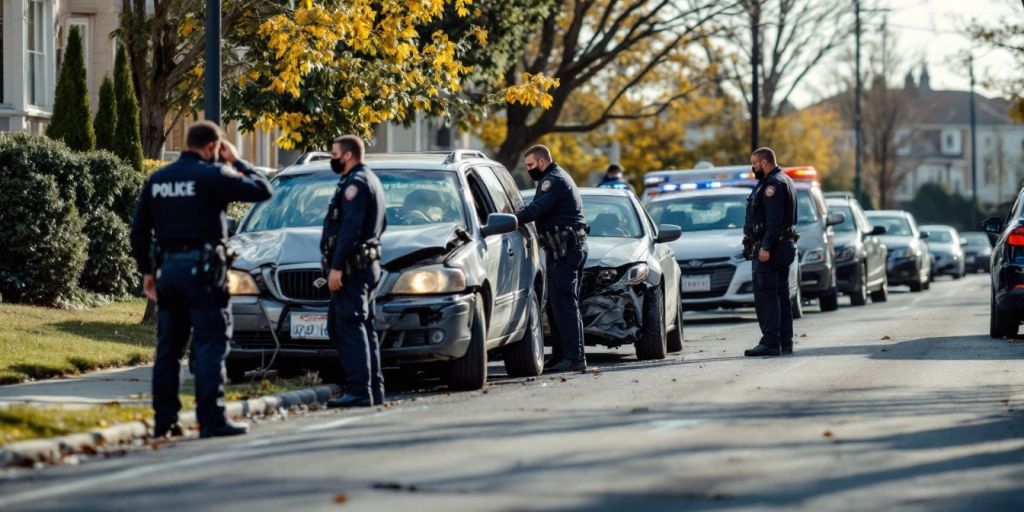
[783,166,819,182]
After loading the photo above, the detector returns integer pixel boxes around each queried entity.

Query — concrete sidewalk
[0,365,153,407]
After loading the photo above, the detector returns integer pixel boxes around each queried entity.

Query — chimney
[919,64,931,92]
[904,71,915,91]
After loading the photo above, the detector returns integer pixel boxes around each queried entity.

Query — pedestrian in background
[596,164,635,193]
[743,147,799,357]
[130,121,273,438]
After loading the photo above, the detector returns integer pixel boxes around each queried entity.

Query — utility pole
[204,0,222,124]
[750,2,760,153]
[969,55,979,228]
[854,0,862,201]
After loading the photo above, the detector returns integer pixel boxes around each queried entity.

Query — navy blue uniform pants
[547,245,588,363]
[153,256,230,429]
[752,241,797,348]
[328,264,384,402]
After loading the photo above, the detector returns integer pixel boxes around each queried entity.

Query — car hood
[877,234,916,250]
[665,229,742,260]
[833,232,857,249]
[229,223,470,271]
[927,242,959,254]
[585,237,647,268]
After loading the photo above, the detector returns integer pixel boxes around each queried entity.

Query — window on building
[27,0,46,107]
[945,134,954,148]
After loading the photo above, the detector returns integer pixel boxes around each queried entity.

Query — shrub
[0,168,88,305]
[113,46,144,173]
[94,75,117,152]
[0,132,93,216]
[79,210,136,297]
[45,26,95,151]
[82,150,144,221]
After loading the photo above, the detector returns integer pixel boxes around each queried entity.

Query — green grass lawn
[0,299,154,384]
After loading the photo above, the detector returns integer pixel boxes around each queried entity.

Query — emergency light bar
[783,166,819,181]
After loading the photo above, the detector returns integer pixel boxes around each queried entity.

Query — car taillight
[1008,227,1024,246]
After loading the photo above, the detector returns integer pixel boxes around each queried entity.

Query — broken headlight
[393,266,467,294]
[227,270,260,295]
[621,263,650,285]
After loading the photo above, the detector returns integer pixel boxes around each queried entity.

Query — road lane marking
[648,419,703,431]
[899,296,925,311]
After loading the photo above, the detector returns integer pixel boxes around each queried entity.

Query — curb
[0,384,340,468]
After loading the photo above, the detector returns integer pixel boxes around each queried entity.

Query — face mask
[330,158,344,175]
[528,168,544,181]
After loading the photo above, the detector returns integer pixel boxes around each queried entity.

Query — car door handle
[507,246,515,257]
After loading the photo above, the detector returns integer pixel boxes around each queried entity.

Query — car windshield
[647,194,747,232]
[962,233,991,247]
[797,190,819,225]
[241,170,467,232]
[922,229,954,243]
[582,195,643,239]
[866,215,913,236]
[829,205,855,232]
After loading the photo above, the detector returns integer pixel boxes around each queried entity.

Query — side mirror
[960,238,969,247]
[826,212,846,227]
[227,217,239,237]
[480,213,518,237]
[656,224,682,243]
[869,225,886,236]
[919,232,929,240]
[982,217,1003,234]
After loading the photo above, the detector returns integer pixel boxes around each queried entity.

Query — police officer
[321,135,386,408]
[130,121,273,438]
[596,164,635,193]
[515,145,589,373]
[743,147,798,357]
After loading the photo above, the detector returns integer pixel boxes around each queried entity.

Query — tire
[666,300,684,354]
[448,297,488,390]
[990,293,1019,338]
[503,292,545,377]
[635,287,667,360]
[909,275,924,292]
[819,286,840,312]
[791,286,803,319]
[870,273,889,303]
[850,263,868,306]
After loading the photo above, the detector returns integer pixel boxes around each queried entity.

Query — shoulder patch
[765,186,776,198]
[540,179,553,192]
[344,184,359,201]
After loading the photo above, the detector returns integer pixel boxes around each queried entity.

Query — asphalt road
[3,274,1023,511]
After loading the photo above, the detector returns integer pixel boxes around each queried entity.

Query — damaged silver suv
[225,151,546,390]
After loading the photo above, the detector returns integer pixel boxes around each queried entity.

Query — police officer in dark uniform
[130,121,273,438]
[321,135,387,408]
[596,164,635,193]
[742,147,798,357]
[515,145,589,372]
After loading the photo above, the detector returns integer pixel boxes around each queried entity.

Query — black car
[523,188,683,359]
[984,202,1024,337]
[865,210,932,292]
[225,151,546,390]
[793,183,845,312]
[826,196,889,305]
[961,231,993,273]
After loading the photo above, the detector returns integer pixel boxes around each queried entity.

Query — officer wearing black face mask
[743,147,798,357]
[515,145,589,373]
[320,135,387,407]
[130,121,273,438]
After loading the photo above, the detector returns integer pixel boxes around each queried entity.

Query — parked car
[791,177,845,312]
[920,224,967,279]
[524,188,684,358]
[961,231,993,273]
[646,187,803,317]
[865,210,932,292]
[983,205,1024,337]
[225,151,546,390]
[825,196,889,305]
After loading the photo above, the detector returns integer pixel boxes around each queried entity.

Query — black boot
[781,342,793,355]
[199,420,249,438]
[153,422,185,438]
[744,344,782,357]
[549,359,587,373]
[326,394,372,408]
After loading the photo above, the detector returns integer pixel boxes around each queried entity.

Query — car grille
[277,269,330,302]
[379,330,429,349]
[678,260,736,299]
[232,331,276,348]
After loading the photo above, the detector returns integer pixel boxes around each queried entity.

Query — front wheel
[819,286,839,312]
[503,292,545,377]
[448,297,488,390]
[850,263,868,306]
[666,300,684,354]
[870,273,889,303]
[635,287,667,360]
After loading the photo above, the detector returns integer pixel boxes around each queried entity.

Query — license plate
[290,312,329,340]
[681,274,712,293]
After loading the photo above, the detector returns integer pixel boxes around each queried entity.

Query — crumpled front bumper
[580,283,645,347]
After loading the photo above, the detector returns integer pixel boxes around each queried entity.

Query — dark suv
[983,194,1024,337]
[825,196,889,305]
[225,151,546,390]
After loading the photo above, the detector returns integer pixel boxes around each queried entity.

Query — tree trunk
[140,94,169,159]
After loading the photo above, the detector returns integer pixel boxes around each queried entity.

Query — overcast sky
[791,0,1021,106]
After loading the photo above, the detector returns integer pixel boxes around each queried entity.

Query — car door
[484,164,535,336]
[464,170,512,343]
[637,195,680,321]
[467,168,518,342]
[856,204,886,287]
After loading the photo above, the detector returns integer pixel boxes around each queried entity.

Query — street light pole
[750,2,760,153]
[969,55,979,228]
[854,0,862,201]
[204,0,222,124]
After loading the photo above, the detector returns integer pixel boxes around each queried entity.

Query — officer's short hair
[186,121,222,149]
[525,145,552,162]
[752,147,777,164]
[333,135,364,160]
[607,164,623,174]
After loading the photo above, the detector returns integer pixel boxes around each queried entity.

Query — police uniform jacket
[321,163,387,271]
[515,163,586,234]
[754,167,797,252]
[130,152,273,275]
